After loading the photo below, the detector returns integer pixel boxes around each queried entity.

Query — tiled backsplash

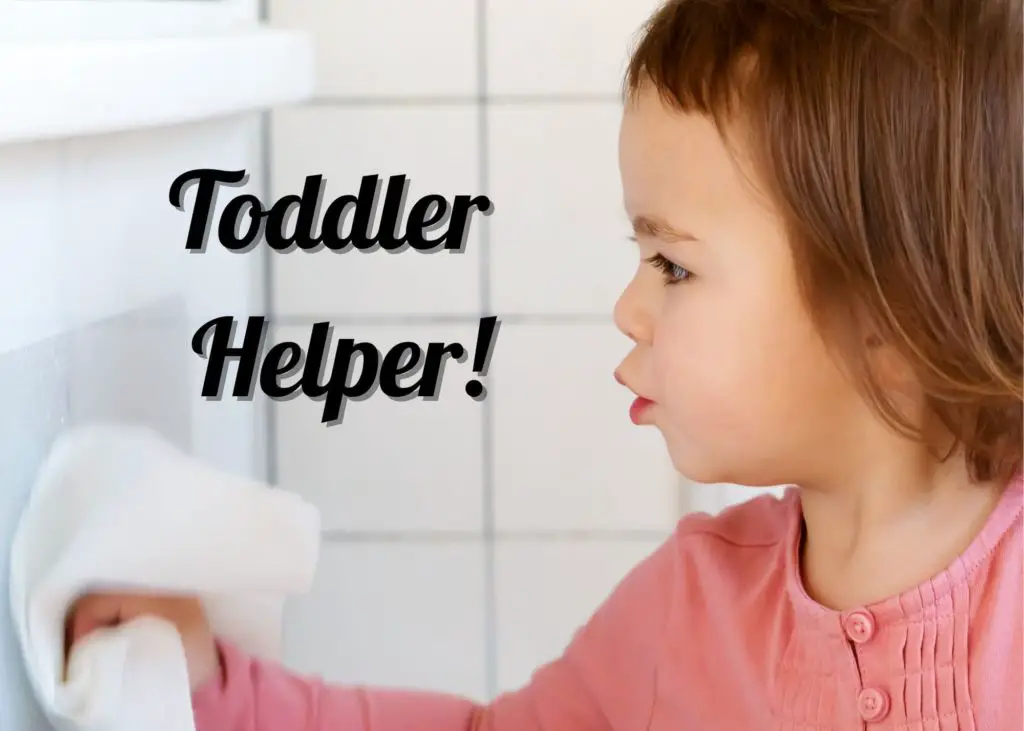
[267,0,787,702]
[487,104,635,315]
[270,106,484,316]
[267,0,683,702]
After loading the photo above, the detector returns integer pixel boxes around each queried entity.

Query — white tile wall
[267,0,689,703]
[492,323,679,532]
[271,106,482,316]
[488,104,635,314]
[269,0,478,98]
[494,540,662,692]
[283,542,488,699]
[485,0,662,95]
[273,323,484,533]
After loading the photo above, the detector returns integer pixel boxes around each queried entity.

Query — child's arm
[191,531,678,731]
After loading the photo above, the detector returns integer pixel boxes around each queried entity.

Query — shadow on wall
[0,298,191,730]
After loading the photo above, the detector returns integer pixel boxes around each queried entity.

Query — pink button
[857,687,890,722]
[843,609,876,644]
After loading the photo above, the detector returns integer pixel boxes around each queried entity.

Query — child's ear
[863,330,921,398]
[847,300,909,383]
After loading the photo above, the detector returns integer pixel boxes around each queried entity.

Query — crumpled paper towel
[8,423,321,731]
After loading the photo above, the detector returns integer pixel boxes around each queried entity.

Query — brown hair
[625,0,1023,482]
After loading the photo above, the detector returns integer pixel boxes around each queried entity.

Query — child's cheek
[652,294,757,414]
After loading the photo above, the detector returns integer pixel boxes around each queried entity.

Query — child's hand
[64,592,220,691]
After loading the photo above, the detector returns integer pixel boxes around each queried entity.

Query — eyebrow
[630,214,698,243]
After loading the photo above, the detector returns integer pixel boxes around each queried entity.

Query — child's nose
[614,275,654,345]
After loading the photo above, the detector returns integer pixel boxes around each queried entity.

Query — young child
[66,1,1022,728]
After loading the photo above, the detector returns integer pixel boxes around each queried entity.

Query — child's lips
[629,396,654,424]
[615,371,655,424]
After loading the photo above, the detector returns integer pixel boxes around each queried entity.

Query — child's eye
[645,253,692,284]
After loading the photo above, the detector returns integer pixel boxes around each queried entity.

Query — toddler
[66,1,1023,728]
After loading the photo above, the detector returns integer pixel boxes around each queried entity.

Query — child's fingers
[63,593,123,663]
[63,592,215,690]
[65,594,124,647]
[65,593,202,649]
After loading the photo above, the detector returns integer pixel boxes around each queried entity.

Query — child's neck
[797,452,1004,611]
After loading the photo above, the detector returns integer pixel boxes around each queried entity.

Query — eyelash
[645,253,692,285]
[626,235,693,284]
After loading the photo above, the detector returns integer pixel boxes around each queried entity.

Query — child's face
[614,87,866,487]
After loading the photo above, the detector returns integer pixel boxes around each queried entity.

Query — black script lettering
[191,317,496,423]
[172,170,493,255]
[191,315,268,399]
[170,169,249,253]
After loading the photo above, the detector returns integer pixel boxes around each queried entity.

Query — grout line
[319,530,672,543]
[476,0,498,701]
[129,313,613,329]
[305,93,621,108]
[260,111,280,488]
[269,313,612,326]
[489,93,620,105]
[307,95,475,107]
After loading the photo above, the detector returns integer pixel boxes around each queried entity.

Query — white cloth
[8,423,321,731]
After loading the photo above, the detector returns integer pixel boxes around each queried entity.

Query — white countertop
[0,28,315,145]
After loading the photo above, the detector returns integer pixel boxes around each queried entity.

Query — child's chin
[663,443,729,486]
[663,439,769,488]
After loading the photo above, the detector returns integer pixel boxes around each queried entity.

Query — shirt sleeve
[191,527,679,731]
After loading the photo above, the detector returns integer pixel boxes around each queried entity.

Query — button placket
[841,608,890,723]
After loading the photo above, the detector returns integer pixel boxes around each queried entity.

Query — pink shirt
[192,474,1023,730]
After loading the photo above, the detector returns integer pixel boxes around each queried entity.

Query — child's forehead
[620,95,762,218]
